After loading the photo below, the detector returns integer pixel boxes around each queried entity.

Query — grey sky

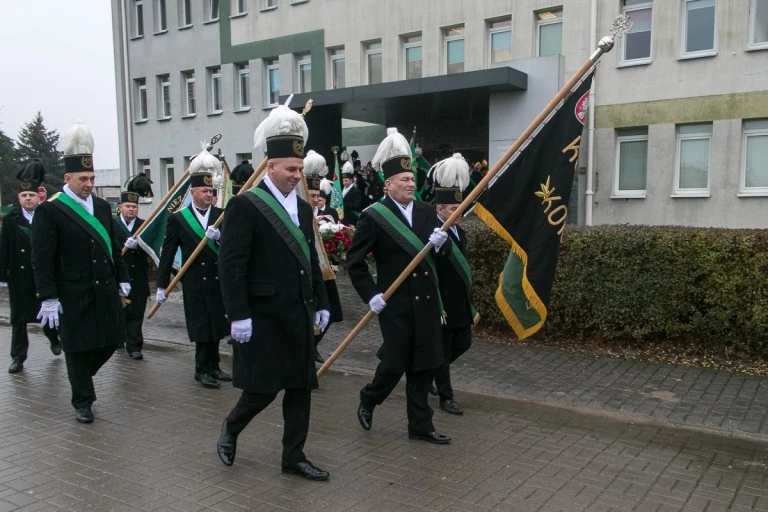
[0,1,119,169]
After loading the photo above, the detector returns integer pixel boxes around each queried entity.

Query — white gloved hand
[156,288,167,303]
[429,228,448,251]
[205,226,221,241]
[368,293,387,314]
[37,299,62,329]
[119,282,131,297]
[124,237,138,250]
[314,310,331,332]
[0,282,7,288]
[231,318,252,343]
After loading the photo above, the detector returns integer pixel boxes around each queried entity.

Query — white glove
[429,228,448,251]
[156,288,167,303]
[314,310,330,332]
[368,293,387,314]
[231,318,252,343]
[124,237,138,250]
[37,299,62,329]
[119,282,131,297]
[205,226,221,241]
[0,282,7,288]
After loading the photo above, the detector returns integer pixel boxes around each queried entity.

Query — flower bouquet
[319,223,353,264]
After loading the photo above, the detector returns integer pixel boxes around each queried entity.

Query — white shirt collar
[342,182,354,197]
[394,199,414,227]
[63,184,94,215]
[121,214,136,231]
[191,203,210,228]
[22,209,34,224]
[264,176,300,227]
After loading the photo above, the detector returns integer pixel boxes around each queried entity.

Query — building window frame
[364,40,383,85]
[157,74,171,119]
[178,0,192,27]
[749,0,768,49]
[205,0,219,22]
[132,0,145,38]
[673,123,712,197]
[235,63,250,110]
[443,25,465,74]
[681,0,717,58]
[488,18,512,65]
[134,78,148,122]
[182,70,196,116]
[208,66,223,114]
[296,54,312,93]
[620,0,653,65]
[739,119,768,196]
[265,58,280,107]
[536,8,563,57]
[235,0,248,15]
[329,47,345,89]
[161,158,175,195]
[153,0,168,33]
[261,0,277,11]
[402,34,422,80]
[612,127,648,199]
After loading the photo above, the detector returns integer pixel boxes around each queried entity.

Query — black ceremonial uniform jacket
[156,204,228,344]
[346,196,446,373]
[113,215,151,319]
[0,207,44,324]
[342,185,363,226]
[435,224,474,329]
[219,182,329,394]
[31,193,129,352]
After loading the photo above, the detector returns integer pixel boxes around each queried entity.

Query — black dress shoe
[281,460,329,481]
[439,399,464,415]
[50,343,62,356]
[129,351,143,360]
[75,407,94,424]
[8,358,23,374]
[357,402,373,431]
[212,368,232,382]
[408,431,451,444]
[315,351,325,364]
[216,421,237,466]
[194,373,221,388]
[429,385,438,397]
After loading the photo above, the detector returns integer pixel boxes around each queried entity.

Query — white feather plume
[319,178,333,195]
[253,105,309,156]
[341,161,354,176]
[189,140,223,174]
[61,119,94,156]
[303,150,326,177]
[372,128,411,170]
[430,153,470,192]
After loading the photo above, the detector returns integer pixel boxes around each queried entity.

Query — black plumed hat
[17,159,45,192]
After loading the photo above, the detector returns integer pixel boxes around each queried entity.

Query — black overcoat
[31,194,129,352]
[0,208,43,324]
[113,216,151,319]
[436,224,474,329]
[342,186,363,226]
[346,197,445,373]
[156,205,228,343]
[219,182,329,394]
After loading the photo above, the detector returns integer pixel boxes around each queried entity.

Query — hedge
[464,221,768,356]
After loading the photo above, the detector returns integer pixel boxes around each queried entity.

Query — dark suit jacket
[342,186,363,226]
[436,224,473,328]
[0,208,43,324]
[315,205,339,224]
[113,215,151,319]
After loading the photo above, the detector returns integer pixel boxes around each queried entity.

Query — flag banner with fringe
[475,72,593,339]
[137,173,192,271]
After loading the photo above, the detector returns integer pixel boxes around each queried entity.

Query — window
[444,26,465,74]
[740,119,768,194]
[296,54,311,93]
[161,158,175,194]
[236,0,248,14]
[613,128,648,197]
[621,0,652,63]
[154,0,167,32]
[182,70,196,116]
[266,59,280,106]
[329,47,345,89]
[178,0,192,26]
[134,78,148,121]
[537,9,563,56]
[206,0,219,21]
[488,19,512,64]
[683,0,716,55]
[235,63,250,109]
[132,0,144,37]
[208,66,222,113]
[674,123,712,195]
[157,74,171,118]
[364,41,382,84]
[262,0,277,9]
[750,0,768,48]
[138,160,151,183]
[402,34,422,79]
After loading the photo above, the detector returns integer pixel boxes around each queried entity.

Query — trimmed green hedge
[465,221,768,355]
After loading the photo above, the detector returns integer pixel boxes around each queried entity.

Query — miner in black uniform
[346,128,452,444]
[341,160,363,227]
[155,150,230,389]
[31,121,131,423]
[0,160,61,373]
[216,105,331,481]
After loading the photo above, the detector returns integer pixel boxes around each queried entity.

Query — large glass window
[206,0,219,21]
[178,0,192,27]
[266,59,280,106]
[614,128,648,197]
[182,70,195,115]
[236,0,247,14]
[365,41,382,84]
[675,123,712,194]
[208,66,222,113]
[750,0,768,48]
[741,119,768,194]
[444,26,465,74]
[683,0,716,55]
[134,78,148,121]
[489,19,512,64]
[154,0,167,32]
[133,0,144,37]
[329,47,345,89]
[621,0,652,63]
[296,54,311,93]
[403,35,422,79]
[158,74,171,118]
[537,9,563,56]
[235,63,250,109]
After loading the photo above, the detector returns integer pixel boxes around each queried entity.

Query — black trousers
[360,363,435,435]
[195,342,220,375]
[125,297,148,352]
[10,323,60,362]
[64,345,116,409]
[225,389,311,465]
[434,326,472,401]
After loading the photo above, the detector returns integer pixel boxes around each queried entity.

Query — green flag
[136,174,192,270]
[410,139,431,201]
[331,155,344,220]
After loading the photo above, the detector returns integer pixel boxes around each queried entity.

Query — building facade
[112,0,768,227]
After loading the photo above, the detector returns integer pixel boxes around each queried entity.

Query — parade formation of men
[3,113,480,481]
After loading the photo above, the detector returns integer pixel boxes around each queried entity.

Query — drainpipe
[585,0,598,226]
[120,0,134,179]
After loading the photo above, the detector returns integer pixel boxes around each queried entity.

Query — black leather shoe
[216,421,237,466]
[281,460,329,481]
[315,350,325,364]
[429,385,438,397]
[194,373,221,389]
[212,368,232,382]
[75,407,94,424]
[408,431,451,444]
[50,343,62,356]
[129,351,143,360]
[8,358,23,374]
[439,399,464,415]
[357,402,373,431]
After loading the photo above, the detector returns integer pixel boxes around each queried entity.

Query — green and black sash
[179,207,219,257]
[246,187,311,276]
[50,192,113,263]
[115,217,133,238]
[446,231,478,319]
[16,216,31,241]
